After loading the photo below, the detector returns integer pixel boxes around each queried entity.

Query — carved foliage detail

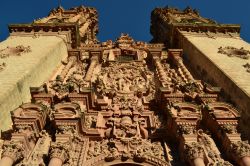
[230,141,250,159]
[184,142,204,160]
[2,141,24,162]
[49,142,71,163]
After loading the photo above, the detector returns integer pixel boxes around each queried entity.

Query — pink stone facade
[0,5,249,166]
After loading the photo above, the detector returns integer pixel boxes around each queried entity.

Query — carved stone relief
[48,60,88,98]
[230,141,250,159]
[86,139,168,164]
[0,45,31,59]
[218,46,250,59]
[1,141,24,163]
[49,142,71,163]
[85,115,97,129]
[93,62,155,102]
[0,28,249,166]
[184,142,204,160]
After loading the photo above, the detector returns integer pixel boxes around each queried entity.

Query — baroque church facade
[0,5,250,166]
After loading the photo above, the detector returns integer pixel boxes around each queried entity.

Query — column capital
[49,142,70,163]
[184,142,204,160]
[1,141,24,163]
[230,141,250,159]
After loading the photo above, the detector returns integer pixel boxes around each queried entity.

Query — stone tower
[0,6,98,131]
[0,5,249,166]
[151,6,250,139]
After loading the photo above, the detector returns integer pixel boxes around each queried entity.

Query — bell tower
[151,6,250,138]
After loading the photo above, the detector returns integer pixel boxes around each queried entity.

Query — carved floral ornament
[218,46,250,59]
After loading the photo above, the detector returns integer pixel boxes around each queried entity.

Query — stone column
[84,56,98,81]
[0,141,24,166]
[154,58,171,87]
[0,157,14,166]
[240,156,250,166]
[48,158,63,166]
[193,157,205,166]
[48,142,69,166]
[184,142,205,166]
[231,141,250,166]
[171,54,194,82]
[60,56,77,80]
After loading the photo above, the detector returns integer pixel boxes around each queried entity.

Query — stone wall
[180,32,250,138]
[0,36,67,131]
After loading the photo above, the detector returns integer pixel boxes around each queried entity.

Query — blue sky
[0,0,250,42]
